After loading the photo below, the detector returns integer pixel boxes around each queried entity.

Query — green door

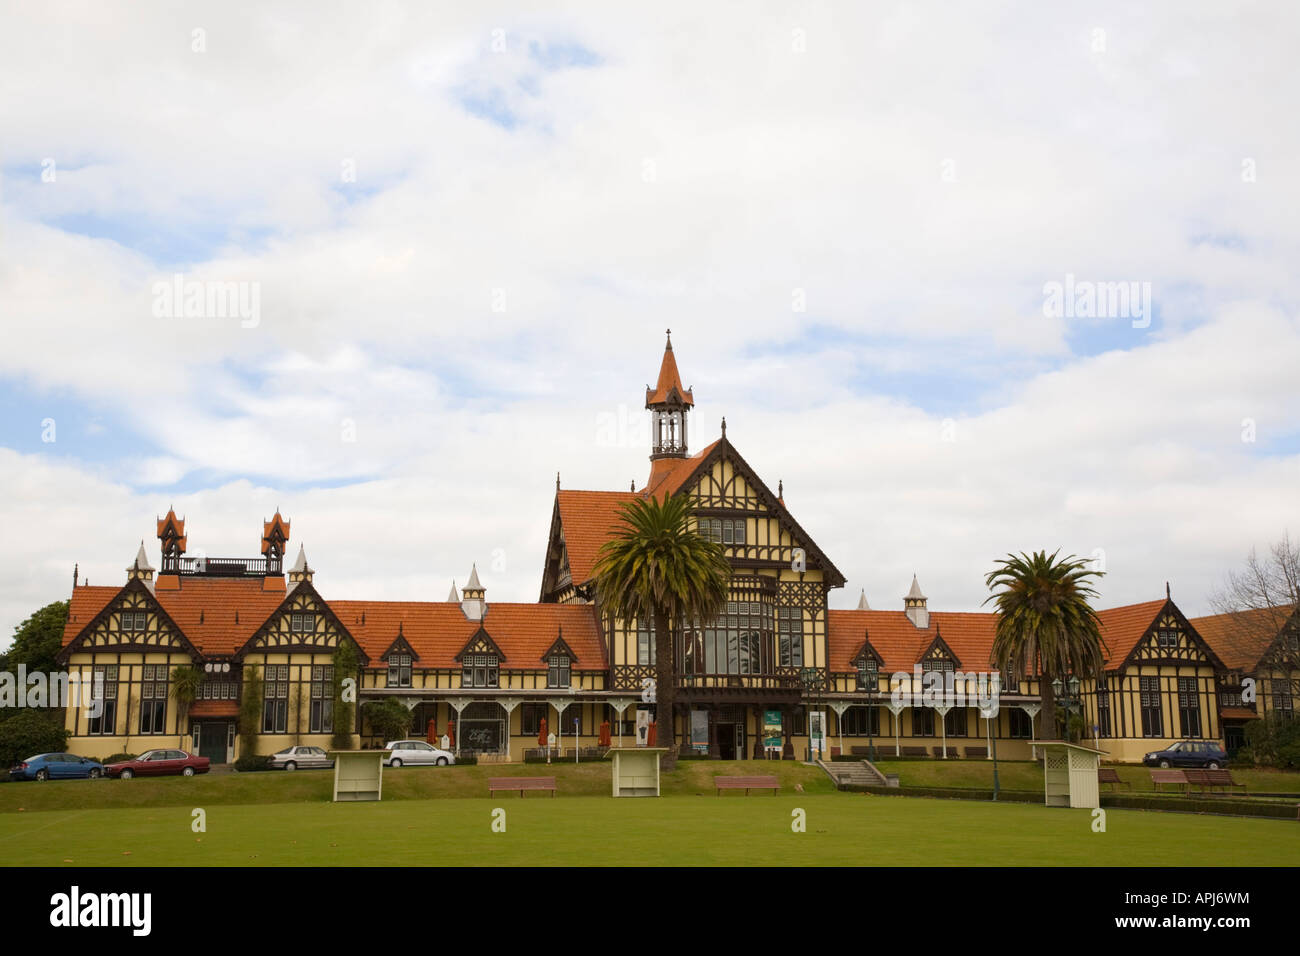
[198,722,228,763]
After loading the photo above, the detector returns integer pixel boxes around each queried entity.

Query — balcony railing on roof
[161,555,281,577]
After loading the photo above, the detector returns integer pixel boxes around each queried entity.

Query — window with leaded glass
[1156,628,1179,648]
[1273,680,1294,718]
[698,517,746,546]
[387,653,411,688]
[1140,675,1163,737]
[636,618,656,666]
[309,664,334,733]
[547,655,571,688]
[262,664,289,733]
[855,655,878,691]
[290,612,317,634]
[87,664,117,735]
[1177,677,1201,736]
[840,705,880,736]
[462,654,498,688]
[120,610,147,632]
[1096,688,1112,737]
[777,606,803,668]
[139,664,168,734]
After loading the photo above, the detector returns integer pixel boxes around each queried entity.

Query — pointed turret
[904,574,928,628]
[447,580,459,603]
[460,564,486,621]
[288,543,313,586]
[856,589,870,611]
[126,541,155,584]
[645,330,693,461]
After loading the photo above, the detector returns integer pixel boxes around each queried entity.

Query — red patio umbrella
[447,719,456,750]
[537,716,548,747]
[598,720,611,747]
[647,720,658,747]
[426,718,437,744]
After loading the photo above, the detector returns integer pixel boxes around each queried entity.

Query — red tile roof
[640,439,720,499]
[329,600,605,670]
[1095,599,1168,665]
[1190,606,1294,671]
[645,334,694,407]
[1219,707,1260,721]
[149,578,290,657]
[62,586,121,645]
[555,489,639,584]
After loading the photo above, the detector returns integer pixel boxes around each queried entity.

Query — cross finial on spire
[721,416,726,436]
[665,328,672,347]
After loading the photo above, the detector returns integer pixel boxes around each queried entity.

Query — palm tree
[984,550,1105,741]
[170,664,204,741]
[593,494,731,770]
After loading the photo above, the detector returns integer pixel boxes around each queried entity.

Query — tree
[0,709,69,769]
[332,640,359,749]
[984,550,1106,741]
[5,600,69,683]
[239,664,263,758]
[1209,530,1300,646]
[170,664,204,730]
[364,697,412,745]
[592,493,731,770]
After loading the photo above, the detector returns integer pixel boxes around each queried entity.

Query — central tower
[645,329,693,460]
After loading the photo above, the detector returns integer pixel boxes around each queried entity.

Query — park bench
[932,746,954,758]
[715,775,780,795]
[898,746,929,757]
[1185,768,1247,796]
[851,746,875,757]
[964,746,988,758]
[488,776,556,797]
[1149,768,1190,795]
[1097,767,1130,791]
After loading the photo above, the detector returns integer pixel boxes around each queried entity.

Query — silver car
[383,740,455,767]
[268,745,333,771]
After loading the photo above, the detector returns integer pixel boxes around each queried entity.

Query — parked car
[105,749,211,779]
[268,745,334,771]
[1142,740,1228,769]
[383,740,455,767]
[9,753,105,781]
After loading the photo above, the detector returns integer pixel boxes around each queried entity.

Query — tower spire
[645,332,693,461]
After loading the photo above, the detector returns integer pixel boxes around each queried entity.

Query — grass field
[3,793,1297,866]
[2,761,1298,866]
[871,759,1300,794]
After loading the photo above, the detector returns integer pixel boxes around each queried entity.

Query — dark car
[1142,740,1228,769]
[9,753,105,781]
[105,749,211,779]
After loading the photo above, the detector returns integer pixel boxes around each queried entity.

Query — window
[120,610,147,632]
[912,708,935,736]
[1096,688,1112,737]
[943,707,967,737]
[840,706,880,736]
[1001,670,1018,695]
[855,656,878,691]
[1140,676,1163,737]
[387,653,412,688]
[547,655,571,688]
[87,664,118,735]
[558,705,582,736]
[777,607,803,668]
[1220,688,1244,708]
[684,600,771,676]
[636,618,657,666]
[1156,629,1179,648]
[462,654,498,688]
[1008,708,1032,738]
[310,664,334,734]
[1273,681,1294,719]
[263,664,289,733]
[698,517,746,546]
[201,676,239,700]
[1178,677,1201,737]
[290,612,317,634]
[139,665,168,734]
[521,702,548,736]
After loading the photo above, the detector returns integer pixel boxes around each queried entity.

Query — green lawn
[2,793,1296,866]
[870,759,1300,794]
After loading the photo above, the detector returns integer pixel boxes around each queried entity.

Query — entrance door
[717,723,736,760]
[198,722,229,763]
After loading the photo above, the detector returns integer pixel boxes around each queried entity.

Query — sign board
[763,709,783,751]
[809,710,828,758]
[635,708,651,747]
[690,710,709,752]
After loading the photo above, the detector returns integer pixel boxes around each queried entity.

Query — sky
[1,1,1298,647]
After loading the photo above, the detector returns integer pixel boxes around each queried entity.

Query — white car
[268,745,333,771]
[383,740,455,767]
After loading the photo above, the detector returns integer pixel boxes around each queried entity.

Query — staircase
[818,759,891,789]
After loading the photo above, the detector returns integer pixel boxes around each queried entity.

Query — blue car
[1141,740,1228,769]
[8,753,105,781]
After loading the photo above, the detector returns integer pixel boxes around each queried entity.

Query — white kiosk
[608,747,668,797]
[1033,740,1106,809]
[329,750,392,802]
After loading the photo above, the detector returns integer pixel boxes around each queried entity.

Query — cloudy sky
[2,1,1298,646]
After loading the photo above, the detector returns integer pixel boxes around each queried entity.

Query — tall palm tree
[984,550,1105,741]
[593,493,732,769]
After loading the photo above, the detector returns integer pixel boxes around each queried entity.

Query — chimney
[904,574,928,628]
[460,564,487,621]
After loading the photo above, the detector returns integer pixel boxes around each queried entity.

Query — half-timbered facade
[56,334,1270,763]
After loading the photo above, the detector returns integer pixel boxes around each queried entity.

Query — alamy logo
[890,666,1001,713]
[151,273,261,328]
[49,886,151,936]
[0,666,102,716]
[1042,273,1152,328]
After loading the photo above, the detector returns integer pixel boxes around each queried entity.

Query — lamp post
[1052,675,1082,742]
[987,674,1002,801]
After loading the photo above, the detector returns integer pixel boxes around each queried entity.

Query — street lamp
[1052,675,1082,742]
[983,673,1002,802]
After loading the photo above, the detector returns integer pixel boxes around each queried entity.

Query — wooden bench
[1185,768,1247,796]
[964,746,988,759]
[488,776,556,797]
[1098,767,1130,791]
[932,746,954,758]
[898,746,930,757]
[715,775,780,795]
[1150,768,1190,794]
[851,746,875,757]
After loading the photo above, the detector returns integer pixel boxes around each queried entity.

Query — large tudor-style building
[57,335,1298,765]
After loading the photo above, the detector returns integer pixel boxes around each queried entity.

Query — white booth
[1033,740,1106,809]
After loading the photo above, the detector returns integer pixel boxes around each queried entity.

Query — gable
[237,581,362,661]
[58,579,200,663]
[1118,603,1224,672]
[455,625,507,662]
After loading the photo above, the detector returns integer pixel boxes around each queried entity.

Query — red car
[105,749,211,779]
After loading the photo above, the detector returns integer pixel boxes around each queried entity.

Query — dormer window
[463,654,499,688]
[547,655,571,688]
[387,654,411,688]
[856,656,878,691]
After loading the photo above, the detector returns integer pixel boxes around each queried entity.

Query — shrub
[0,709,69,768]
[239,664,263,758]
[363,697,413,744]
[1243,713,1300,769]
[331,640,359,749]
[234,754,271,772]
[102,753,139,763]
